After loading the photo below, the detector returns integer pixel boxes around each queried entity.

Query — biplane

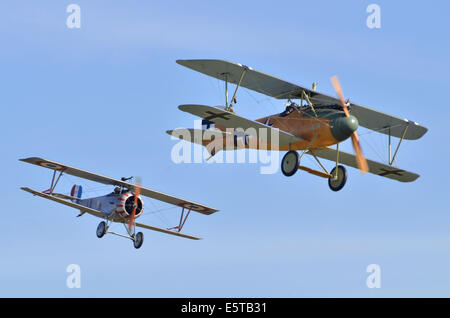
[168,59,428,191]
[20,157,218,248]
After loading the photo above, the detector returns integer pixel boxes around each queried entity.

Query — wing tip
[19,156,46,163]
[19,157,36,162]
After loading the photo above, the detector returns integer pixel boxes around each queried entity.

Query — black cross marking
[378,168,405,177]
[204,111,230,121]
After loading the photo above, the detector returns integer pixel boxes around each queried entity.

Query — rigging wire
[58,174,180,228]
[143,198,173,227]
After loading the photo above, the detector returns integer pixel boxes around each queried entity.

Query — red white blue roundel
[179,202,207,212]
[36,161,66,171]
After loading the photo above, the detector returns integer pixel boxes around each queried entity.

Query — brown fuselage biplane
[168,59,428,191]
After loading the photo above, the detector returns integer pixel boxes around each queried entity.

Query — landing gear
[281,144,349,191]
[281,151,299,177]
[96,221,107,238]
[96,218,144,249]
[328,165,347,192]
[133,232,144,249]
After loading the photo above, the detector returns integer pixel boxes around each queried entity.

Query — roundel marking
[179,202,207,212]
[36,161,66,171]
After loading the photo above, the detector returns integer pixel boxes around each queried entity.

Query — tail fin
[70,185,83,202]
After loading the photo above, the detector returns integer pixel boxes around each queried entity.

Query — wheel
[96,221,107,238]
[281,151,299,177]
[133,232,144,249]
[328,165,348,192]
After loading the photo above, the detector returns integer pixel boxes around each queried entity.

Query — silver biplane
[20,157,218,249]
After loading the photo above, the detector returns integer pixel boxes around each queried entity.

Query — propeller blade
[128,178,142,230]
[330,75,350,117]
[351,132,369,173]
[331,75,369,174]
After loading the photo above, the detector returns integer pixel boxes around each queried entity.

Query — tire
[96,221,107,238]
[328,165,348,192]
[281,151,299,177]
[133,232,144,249]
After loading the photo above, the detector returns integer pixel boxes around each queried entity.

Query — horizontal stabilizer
[52,193,82,202]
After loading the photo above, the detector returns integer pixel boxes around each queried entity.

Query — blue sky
[1,0,449,297]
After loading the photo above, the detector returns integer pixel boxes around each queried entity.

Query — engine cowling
[115,192,144,219]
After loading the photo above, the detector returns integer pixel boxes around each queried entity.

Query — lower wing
[21,187,106,218]
[21,187,201,240]
[178,104,303,147]
[307,148,419,182]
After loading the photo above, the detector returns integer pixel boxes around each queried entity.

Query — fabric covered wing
[134,222,201,240]
[19,157,218,215]
[20,157,136,187]
[166,128,230,146]
[138,187,217,215]
[21,187,201,240]
[307,148,419,182]
[21,187,107,218]
[178,104,303,147]
[176,59,334,102]
[349,104,427,140]
[177,59,427,140]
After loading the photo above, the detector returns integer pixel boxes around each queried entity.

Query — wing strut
[388,123,409,166]
[301,90,318,118]
[225,66,248,113]
[44,170,64,194]
[223,73,229,108]
[168,207,192,233]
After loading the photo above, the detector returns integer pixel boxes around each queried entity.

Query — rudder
[70,185,83,202]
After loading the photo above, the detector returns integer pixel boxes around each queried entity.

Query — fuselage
[202,104,358,151]
[77,190,144,222]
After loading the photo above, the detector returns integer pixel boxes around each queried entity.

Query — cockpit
[279,103,299,117]
[279,102,349,117]
[107,187,129,196]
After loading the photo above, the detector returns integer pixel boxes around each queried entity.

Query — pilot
[280,102,298,117]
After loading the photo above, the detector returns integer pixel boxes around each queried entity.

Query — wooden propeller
[128,178,142,231]
[331,75,369,174]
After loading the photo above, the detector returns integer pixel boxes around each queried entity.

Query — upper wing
[19,157,218,215]
[307,148,419,182]
[21,187,201,240]
[349,104,427,140]
[20,157,136,187]
[178,104,303,147]
[177,59,333,102]
[177,59,428,140]
[138,187,217,215]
